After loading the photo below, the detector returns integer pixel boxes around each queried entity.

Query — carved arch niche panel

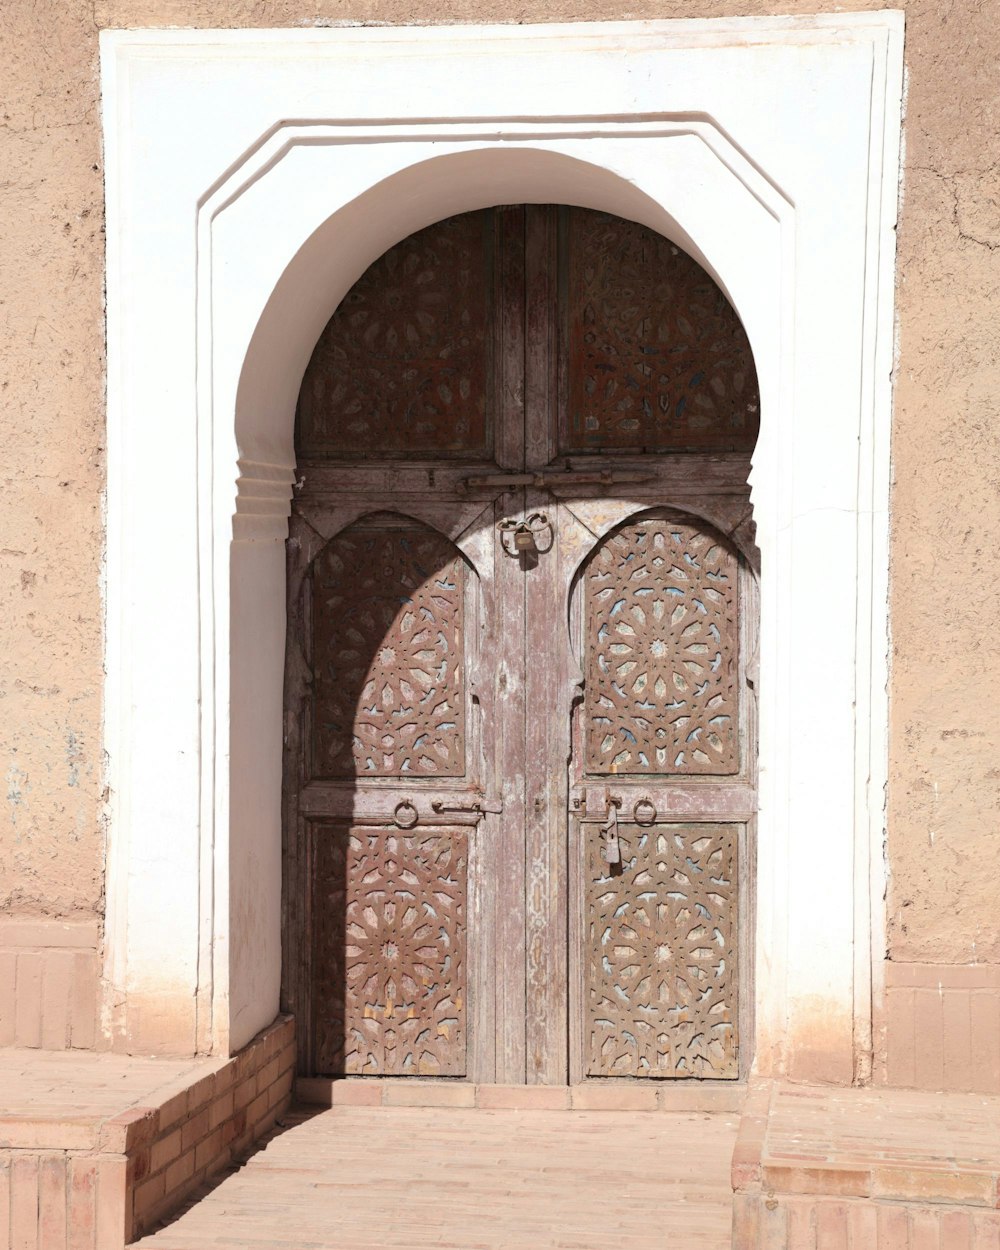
[307,515,471,780]
[581,511,742,777]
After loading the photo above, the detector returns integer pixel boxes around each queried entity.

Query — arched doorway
[283,205,759,1085]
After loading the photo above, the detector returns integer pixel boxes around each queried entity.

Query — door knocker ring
[393,799,419,829]
[633,797,657,826]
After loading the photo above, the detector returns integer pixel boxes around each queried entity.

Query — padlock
[513,523,536,553]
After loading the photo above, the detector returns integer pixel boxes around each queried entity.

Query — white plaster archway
[100,18,903,1080]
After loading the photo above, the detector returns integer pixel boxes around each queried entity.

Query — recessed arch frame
[100,18,903,1085]
[223,136,784,1074]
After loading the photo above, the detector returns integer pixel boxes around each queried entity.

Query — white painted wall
[101,17,902,1072]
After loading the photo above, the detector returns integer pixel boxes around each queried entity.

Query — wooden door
[566,507,756,1081]
[283,206,759,1083]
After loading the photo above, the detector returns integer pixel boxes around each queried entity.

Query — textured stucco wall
[0,2,996,970]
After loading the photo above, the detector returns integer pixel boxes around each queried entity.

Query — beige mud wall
[1,0,997,1076]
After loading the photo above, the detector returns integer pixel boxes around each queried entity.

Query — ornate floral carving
[584,515,739,775]
[561,208,759,452]
[311,522,466,778]
[587,822,738,1078]
[297,212,493,458]
[315,826,467,1076]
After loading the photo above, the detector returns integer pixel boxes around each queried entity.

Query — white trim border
[101,16,903,1071]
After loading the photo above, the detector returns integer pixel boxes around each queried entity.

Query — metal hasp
[600,796,622,866]
[431,797,504,817]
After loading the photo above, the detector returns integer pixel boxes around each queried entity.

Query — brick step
[733,1080,1000,1248]
[0,1014,295,1248]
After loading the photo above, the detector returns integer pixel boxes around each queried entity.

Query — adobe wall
[1,0,996,1076]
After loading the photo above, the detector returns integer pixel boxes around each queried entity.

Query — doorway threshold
[296,1076,746,1114]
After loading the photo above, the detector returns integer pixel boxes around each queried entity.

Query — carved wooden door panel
[284,204,759,1083]
[566,508,756,1081]
[283,207,525,1081]
[519,207,759,1083]
[304,516,476,1077]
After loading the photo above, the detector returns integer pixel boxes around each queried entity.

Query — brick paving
[136,1104,739,1249]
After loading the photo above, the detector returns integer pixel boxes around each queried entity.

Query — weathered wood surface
[285,205,758,1083]
[558,205,760,455]
[585,821,739,1078]
[314,825,470,1076]
[297,210,496,459]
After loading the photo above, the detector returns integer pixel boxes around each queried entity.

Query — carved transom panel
[311,522,466,778]
[296,211,493,458]
[315,826,467,1076]
[561,208,760,453]
[584,516,739,775]
[587,822,738,1078]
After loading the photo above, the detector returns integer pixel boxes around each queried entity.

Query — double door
[282,206,758,1084]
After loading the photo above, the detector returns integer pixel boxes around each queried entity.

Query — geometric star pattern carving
[315,827,467,1077]
[296,212,492,459]
[561,207,760,454]
[587,823,738,1078]
[311,521,466,778]
[584,515,740,775]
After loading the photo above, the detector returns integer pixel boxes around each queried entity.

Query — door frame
[100,16,903,1084]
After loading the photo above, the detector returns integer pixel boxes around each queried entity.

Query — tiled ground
[136,1104,740,1249]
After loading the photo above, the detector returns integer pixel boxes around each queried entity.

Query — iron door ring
[633,798,657,826]
[393,799,419,829]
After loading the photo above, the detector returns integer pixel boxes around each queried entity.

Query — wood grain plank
[524,493,571,1084]
[522,206,567,1082]
[495,488,528,1082]
[524,206,558,473]
[496,206,526,473]
[468,509,498,1083]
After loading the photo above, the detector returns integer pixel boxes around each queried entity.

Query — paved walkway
[136,1104,739,1249]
